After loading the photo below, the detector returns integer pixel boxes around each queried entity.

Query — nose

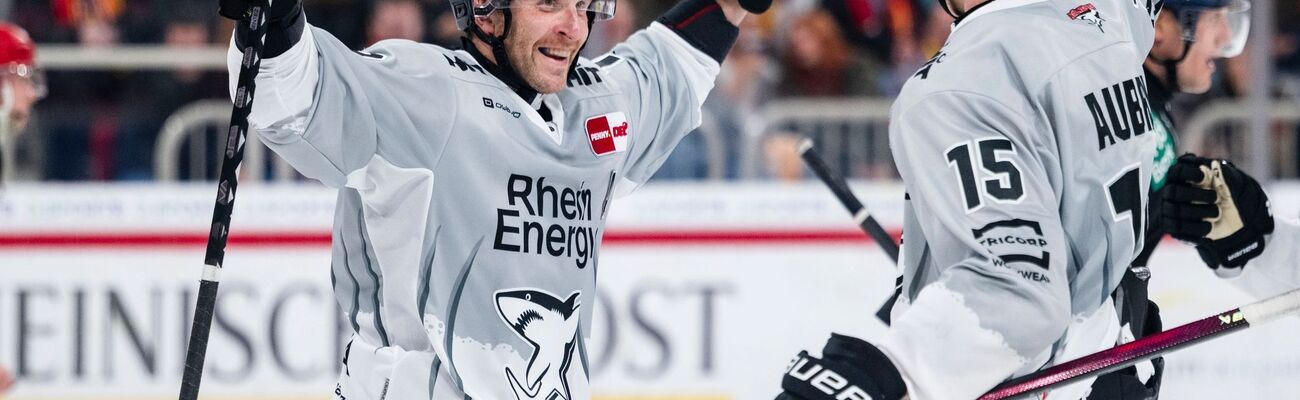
[556,6,587,41]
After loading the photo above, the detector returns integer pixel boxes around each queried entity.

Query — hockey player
[1162,154,1300,296]
[0,22,44,182]
[0,22,40,391]
[776,0,1168,398]
[1095,0,1250,396]
[218,0,767,398]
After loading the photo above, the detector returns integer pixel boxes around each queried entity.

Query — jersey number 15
[946,138,1025,212]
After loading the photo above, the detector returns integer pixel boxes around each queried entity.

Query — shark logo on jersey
[495,289,582,400]
[585,112,630,157]
[1068,3,1106,32]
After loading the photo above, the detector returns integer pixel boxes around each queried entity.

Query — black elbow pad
[656,0,739,63]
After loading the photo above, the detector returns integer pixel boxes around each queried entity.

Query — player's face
[1175,9,1232,94]
[504,0,591,93]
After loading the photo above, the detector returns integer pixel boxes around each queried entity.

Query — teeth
[539,48,565,59]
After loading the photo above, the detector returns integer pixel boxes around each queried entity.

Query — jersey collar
[952,0,1049,32]
[461,38,540,104]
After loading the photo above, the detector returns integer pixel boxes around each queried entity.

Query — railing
[739,98,895,180]
[39,45,228,70]
[149,96,1300,183]
[154,100,293,182]
[1182,99,1300,179]
[735,97,1300,181]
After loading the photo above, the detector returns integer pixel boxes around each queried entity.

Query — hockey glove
[776,334,906,400]
[220,0,305,58]
[1161,154,1273,277]
[738,0,773,14]
[218,0,297,21]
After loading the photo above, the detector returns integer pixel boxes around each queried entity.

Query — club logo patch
[496,288,582,400]
[585,112,630,157]
[1068,3,1105,32]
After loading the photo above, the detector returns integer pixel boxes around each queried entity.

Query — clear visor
[4,63,45,100]
[478,0,616,22]
[1218,0,1250,58]
[1176,0,1251,58]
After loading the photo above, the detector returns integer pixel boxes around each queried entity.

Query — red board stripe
[0,229,904,248]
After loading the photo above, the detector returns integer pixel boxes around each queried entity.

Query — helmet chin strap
[466,10,597,104]
[467,9,540,103]
[1150,38,1193,92]
[938,0,958,19]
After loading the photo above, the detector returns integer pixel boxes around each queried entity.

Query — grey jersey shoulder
[897,0,1152,113]
[358,39,503,86]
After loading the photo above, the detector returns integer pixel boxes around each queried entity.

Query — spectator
[778,9,883,97]
[656,18,778,180]
[116,4,227,180]
[367,0,425,46]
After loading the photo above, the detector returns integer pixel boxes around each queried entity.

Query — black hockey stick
[980,287,1300,399]
[178,3,269,399]
[796,138,901,323]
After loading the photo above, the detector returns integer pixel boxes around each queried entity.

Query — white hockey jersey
[227,22,719,399]
[882,0,1161,398]
[1228,217,1300,297]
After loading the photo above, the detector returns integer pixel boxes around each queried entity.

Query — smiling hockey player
[217,0,768,397]
[776,0,1170,397]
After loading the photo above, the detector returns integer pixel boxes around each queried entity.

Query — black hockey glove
[218,0,296,21]
[776,334,906,400]
[1161,154,1273,277]
[219,0,305,58]
[738,0,773,14]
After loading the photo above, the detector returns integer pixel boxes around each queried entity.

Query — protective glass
[477,0,617,22]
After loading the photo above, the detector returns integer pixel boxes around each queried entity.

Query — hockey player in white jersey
[217,0,768,398]
[776,0,1167,398]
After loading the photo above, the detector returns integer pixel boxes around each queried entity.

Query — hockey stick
[796,138,901,323]
[979,287,1300,400]
[178,3,269,399]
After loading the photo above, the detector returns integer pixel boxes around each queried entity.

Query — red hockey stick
[980,288,1300,400]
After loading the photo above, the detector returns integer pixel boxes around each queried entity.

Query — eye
[539,0,561,11]
[576,0,589,10]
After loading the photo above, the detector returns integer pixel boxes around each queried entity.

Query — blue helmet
[1161,0,1251,57]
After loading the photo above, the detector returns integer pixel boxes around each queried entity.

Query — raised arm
[593,0,753,194]
[223,0,316,131]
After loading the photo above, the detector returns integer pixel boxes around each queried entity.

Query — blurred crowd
[2,0,1299,182]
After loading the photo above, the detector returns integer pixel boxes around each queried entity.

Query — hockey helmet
[0,23,44,99]
[450,0,617,31]
[1162,0,1250,57]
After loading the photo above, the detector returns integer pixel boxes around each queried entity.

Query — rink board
[0,182,1297,399]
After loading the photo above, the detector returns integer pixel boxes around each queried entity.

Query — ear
[470,0,505,36]
[1151,12,1182,59]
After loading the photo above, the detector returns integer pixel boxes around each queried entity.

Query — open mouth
[539,47,569,62]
